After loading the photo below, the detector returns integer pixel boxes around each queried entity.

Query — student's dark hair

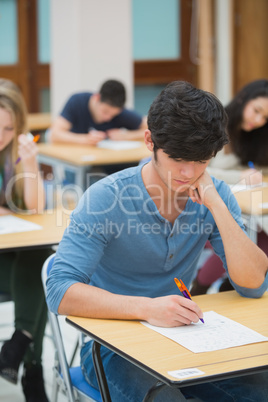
[147,81,229,161]
[225,79,268,165]
[99,79,126,108]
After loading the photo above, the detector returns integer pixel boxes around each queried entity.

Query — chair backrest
[41,253,101,402]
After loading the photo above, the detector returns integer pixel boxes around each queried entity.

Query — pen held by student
[174,278,205,323]
[15,134,40,165]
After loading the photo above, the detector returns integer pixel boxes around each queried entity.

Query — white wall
[50,0,133,117]
[215,0,233,106]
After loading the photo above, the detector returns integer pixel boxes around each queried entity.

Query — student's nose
[180,163,195,179]
[103,112,115,122]
[255,114,266,127]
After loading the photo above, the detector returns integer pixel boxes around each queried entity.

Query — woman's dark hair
[147,81,229,161]
[226,79,268,165]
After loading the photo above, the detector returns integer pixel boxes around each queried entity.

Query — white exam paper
[141,311,268,353]
[97,140,141,150]
[230,183,268,193]
[259,202,268,209]
[0,215,42,235]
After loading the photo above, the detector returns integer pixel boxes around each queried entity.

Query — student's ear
[144,130,154,152]
[92,93,101,103]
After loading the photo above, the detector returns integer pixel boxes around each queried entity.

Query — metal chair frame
[42,253,101,402]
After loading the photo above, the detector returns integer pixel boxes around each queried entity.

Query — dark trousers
[0,248,52,364]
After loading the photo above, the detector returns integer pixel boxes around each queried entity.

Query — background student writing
[50,78,148,182]
[0,78,51,402]
[50,79,147,145]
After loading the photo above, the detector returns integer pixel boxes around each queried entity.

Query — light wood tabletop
[28,113,51,132]
[233,185,268,215]
[66,291,268,389]
[0,208,70,251]
[37,141,151,167]
[37,141,151,190]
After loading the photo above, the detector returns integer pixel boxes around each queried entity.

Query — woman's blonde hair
[0,79,28,204]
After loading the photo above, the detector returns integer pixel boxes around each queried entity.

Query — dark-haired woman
[192,79,268,295]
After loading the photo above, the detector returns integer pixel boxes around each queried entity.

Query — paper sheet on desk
[97,140,142,150]
[141,311,268,353]
[0,215,42,235]
[230,183,268,193]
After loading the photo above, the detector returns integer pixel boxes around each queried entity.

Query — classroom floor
[0,300,80,402]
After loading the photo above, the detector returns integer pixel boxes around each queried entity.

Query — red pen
[174,278,205,323]
[15,134,40,165]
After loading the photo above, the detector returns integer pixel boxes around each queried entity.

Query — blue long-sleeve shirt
[46,165,268,314]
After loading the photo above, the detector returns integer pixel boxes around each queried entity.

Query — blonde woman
[0,79,51,402]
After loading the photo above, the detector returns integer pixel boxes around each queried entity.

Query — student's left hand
[188,170,220,209]
[18,134,38,165]
[106,128,128,141]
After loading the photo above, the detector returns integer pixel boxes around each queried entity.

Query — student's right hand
[18,134,38,166]
[145,294,204,327]
[85,130,106,146]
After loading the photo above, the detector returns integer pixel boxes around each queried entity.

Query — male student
[47,81,268,401]
[50,79,147,145]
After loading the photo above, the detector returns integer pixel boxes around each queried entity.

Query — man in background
[50,79,147,145]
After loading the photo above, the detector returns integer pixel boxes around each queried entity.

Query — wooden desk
[0,208,69,252]
[66,291,268,401]
[37,142,151,189]
[233,185,268,242]
[27,113,51,132]
[233,186,268,215]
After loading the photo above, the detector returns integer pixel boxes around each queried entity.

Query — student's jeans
[81,340,268,402]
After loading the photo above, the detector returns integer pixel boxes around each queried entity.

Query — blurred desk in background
[28,113,51,132]
[233,184,268,242]
[0,208,69,252]
[37,141,151,190]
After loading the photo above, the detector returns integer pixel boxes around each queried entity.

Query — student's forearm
[23,172,45,212]
[58,282,149,319]
[58,282,204,327]
[23,161,45,212]
[209,198,268,288]
[50,128,88,144]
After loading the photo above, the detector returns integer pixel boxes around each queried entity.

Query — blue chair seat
[69,366,102,402]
